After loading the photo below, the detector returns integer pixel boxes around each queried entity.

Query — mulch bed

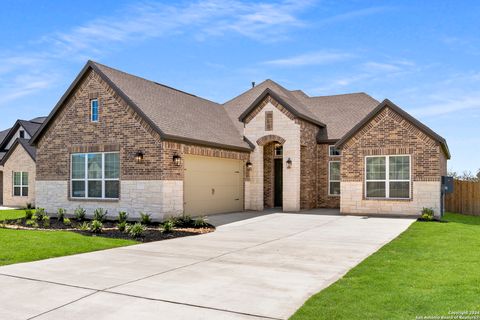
[1,217,215,242]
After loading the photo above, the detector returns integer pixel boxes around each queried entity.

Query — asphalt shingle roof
[93,62,250,150]
[224,80,379,140]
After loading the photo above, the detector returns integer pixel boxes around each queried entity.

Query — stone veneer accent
[2,144,36,207]
[299,120,319,209]
[339,106,447,216]
[244,97,301,211]
[317,144,341,208]
[34,68,249,218]
[36,180,182,220]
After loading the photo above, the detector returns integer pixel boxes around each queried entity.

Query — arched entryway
[257,135,286,209]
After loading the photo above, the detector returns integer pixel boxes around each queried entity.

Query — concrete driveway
[0,213,414,320]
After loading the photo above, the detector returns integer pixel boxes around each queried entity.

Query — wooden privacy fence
[445,180,480,215]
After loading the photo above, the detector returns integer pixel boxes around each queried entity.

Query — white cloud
[0,0,314,106]
[412,94,480,117]
[264,51,354,67]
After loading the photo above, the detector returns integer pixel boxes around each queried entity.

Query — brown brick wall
[317,144,341,208]
[36,69,164,181]
[299,120,319,209]
[341,107,446,185]
[263,142,275,208]
[161,141,249,180]
[36,69,249,183]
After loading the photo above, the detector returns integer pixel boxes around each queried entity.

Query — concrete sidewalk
[0,213,415,320]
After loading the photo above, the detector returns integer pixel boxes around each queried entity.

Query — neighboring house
[0,117,46,207]
[30,61,449,219]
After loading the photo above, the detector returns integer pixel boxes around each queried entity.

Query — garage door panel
[184,155,244,216]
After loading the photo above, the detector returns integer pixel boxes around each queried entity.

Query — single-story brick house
[0,117,45,207]
[30,61,450,219]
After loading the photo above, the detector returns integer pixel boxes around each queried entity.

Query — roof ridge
[90,60,221,106]
[222,79,274,105]
[309,92,372,99]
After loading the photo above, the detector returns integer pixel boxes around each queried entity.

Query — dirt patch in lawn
[1,217,214,243]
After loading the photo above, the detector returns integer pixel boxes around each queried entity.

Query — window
[13,172,28,196]
[275,145,283,157]
[71,152,119,199]
[329,145,341,156]
[265,111,273,131]
[19,130,25,139]
[328,161,341,196]
[90,99,99,122]
[365,155,410,199]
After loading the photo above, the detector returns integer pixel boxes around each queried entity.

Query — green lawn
[0,209,31,221]
[291,213,480,320]
[0,210,137,266]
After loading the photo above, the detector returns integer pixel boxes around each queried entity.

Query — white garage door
[184,155,244,216]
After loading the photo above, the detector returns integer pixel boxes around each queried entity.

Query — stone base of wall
[36,180,183,220]
[340,181,441,217]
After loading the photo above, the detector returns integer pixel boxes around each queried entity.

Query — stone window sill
[68,198,120,202]
[362,198,412,202]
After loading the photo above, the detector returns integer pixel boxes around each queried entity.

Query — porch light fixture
[135,151,144,163]
[173,153,182,166]
[286,158,292,169]
[246,161,253,170]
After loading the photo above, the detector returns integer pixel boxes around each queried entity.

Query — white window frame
[328,161,341,196]
[13,172,28,197]
[90,99,99,122]
[364,155,411,200]
[70,152,119,200]
[328,145,341,156]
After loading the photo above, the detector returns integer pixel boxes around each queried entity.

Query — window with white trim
[90,99,99,122]
[71,152,119,199]
[13,172,28,196]
[329,145,341,156]
[365,155,410,199]
[328,161,341,196]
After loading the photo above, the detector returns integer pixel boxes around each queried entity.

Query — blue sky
[0,0,478,173]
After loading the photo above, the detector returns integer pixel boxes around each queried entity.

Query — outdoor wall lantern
[173,153,182,166]
[286,158,292,169]
[135,151,144,163]
[246,161,253,170]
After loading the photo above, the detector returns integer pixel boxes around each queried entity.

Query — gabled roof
[0,118,45,151]
[238,88,326,127]
[0,138,36,165]
[335,99,451,159]
[31,61,251,151]
[294,92,380,141]
[223,79,379,140]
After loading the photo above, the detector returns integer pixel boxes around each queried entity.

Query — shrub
[34,208,47,221]
[90,220,103,233]
[127,222,145,238]
[421,207,435,221]
[193,216,209,228]
[118,211,129,223]
[174,214,193,227]
[93,208,107,222]
[162,220,175,233]
[25,209,33,219]
[74,206,86,221]
[26,202,33,209]
[42,216,50,228]
[16,219,22,225]
[78,222,90,231]
[63,218,72,226]
[140,212,152,225]
[26,219,38,228]
[117,221,127,232]
[57,208,66,221]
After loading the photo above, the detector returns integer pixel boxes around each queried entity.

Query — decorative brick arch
[256,134,286,146]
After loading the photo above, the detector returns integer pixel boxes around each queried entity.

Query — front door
[274,159,283,207]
